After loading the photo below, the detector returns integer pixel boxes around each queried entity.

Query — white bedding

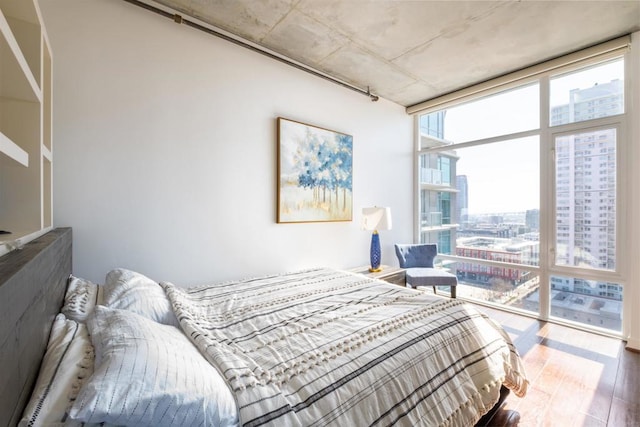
[23,267,528,426]
[18,314,94,427]
[70,306,238,426]
[61,275,103,323]
[22,270,238,427]
[163,268,528,426]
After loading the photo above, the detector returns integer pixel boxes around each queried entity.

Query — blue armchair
[394,243,457,298]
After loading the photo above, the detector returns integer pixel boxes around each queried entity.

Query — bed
[0,229,527,426]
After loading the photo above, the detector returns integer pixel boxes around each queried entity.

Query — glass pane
[419,110,446,139]
[419,84,539,145]
[456,137,540,259]
[418,150,458,238]
[547,275,622,332]
[550,59,624,126]
[419,152,455,186]
[450,260,538,313]
[420,230,454,255]
[554,129,616,271]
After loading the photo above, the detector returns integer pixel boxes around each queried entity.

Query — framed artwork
[277,117,353,223]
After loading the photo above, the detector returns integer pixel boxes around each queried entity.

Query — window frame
[548,121,626,282]
[414,52,629,337]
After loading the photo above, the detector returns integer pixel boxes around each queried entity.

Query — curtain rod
[122,0,380,102]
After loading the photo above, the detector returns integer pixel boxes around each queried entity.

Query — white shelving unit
[0,0,52,257]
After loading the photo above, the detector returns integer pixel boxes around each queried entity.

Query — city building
[456,175,468,224]
[551,79,622,294]
[418,114,459,254]
[525,209,539,231]
[455,236,539,286]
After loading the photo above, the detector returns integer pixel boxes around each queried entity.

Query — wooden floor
[476,305,640,427]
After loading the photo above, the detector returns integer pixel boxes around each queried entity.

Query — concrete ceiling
[150,0,640,107]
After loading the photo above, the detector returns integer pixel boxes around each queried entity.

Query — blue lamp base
[369,231,382,272]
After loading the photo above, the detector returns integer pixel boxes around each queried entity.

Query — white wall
[39,0,413,285]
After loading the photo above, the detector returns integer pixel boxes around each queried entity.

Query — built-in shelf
[0,11,40,102]
[0,0,52,257]
[42,145,51,162]
[43,155,52,228]
[43,38,52,151]
[0,131,28,166]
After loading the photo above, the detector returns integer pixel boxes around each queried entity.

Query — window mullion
[539,75,552,321]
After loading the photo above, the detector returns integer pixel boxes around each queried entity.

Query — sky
[438,59,623,215]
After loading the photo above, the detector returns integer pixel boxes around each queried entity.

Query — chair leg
[432,286,436,295]
[451,286,456,298]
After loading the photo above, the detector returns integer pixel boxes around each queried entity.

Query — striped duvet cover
[162,268,528,426]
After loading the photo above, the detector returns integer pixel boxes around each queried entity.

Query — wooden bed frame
[0,228,72,427]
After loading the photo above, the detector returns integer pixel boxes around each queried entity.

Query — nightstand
[349,265,406,286]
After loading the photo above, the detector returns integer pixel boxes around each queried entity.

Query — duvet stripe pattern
[162,268,527,426]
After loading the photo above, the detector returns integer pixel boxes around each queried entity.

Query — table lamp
[362,207,392,272]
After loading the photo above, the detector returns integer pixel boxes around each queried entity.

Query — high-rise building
[551,79,623,125]
[550,79,622,299]
[525,209,539,231]
[420,110,446,139]
[418,113,458,254]
[456,175,468,224]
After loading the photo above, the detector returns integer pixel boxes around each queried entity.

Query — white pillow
[69,306,238,427]
[102,268,178,327]
[19,314,94,427]
[61,275,103,323]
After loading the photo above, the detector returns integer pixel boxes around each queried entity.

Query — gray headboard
[0,228,72,427]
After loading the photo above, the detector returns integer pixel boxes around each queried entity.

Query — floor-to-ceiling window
[415,48,628,335]
[546,61,624,332]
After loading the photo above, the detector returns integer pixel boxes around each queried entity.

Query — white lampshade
[362,207,392,231]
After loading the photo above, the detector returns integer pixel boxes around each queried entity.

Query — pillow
[69,306,238,427]
[19,314,94,427]
[61,275,104,322]
[102,268,179,327]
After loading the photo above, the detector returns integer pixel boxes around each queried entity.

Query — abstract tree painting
[277,118,353,223]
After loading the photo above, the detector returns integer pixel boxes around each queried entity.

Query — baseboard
[625,338,640,352]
